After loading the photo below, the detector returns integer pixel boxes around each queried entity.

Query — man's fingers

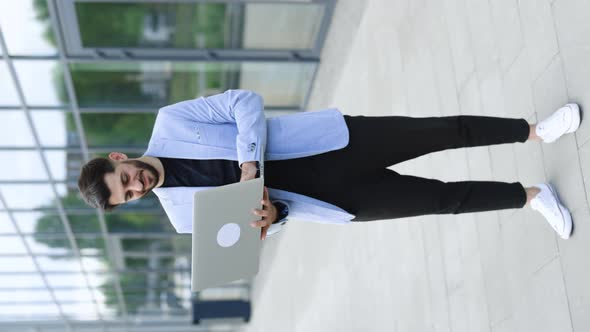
[261,225,269,240]
[252,208,270,217]
[250,219,269,228]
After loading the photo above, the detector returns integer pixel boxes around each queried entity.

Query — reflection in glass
[74,2,324,50]
[0,256,37,273]
[54,289,95,303]
[0,151,48,181]
[0,213,17,233]
[0,304,60,319]
[0,290,54,303]
[13,60,67,106]
[43,150,69,182]
[35,255,83,273]
[25,235,73,256]
[46,272,106,288]
[0,274,45,288]
[0,61,20,105]
[243,3,324,49]
[59,303,101,320]
[15,212,64,234]
[79,112,156,146]
[0,236,28,254]
[0,0,57,55]
[76,2,227,49]
[0,111,35,146]
[32,111,69,147]
[105,213,171,233]
[70,61,315,108]
[1,184,55,209]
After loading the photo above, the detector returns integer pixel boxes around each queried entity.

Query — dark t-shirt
[157,157,287,221]
[158,157,242,187]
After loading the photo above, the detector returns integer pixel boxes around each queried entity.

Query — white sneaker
[530,183,573,239]
[536,103,581,143]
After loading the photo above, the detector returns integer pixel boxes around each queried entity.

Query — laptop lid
[191,177,264,291]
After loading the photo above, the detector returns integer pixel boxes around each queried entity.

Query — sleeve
[159,89,267,167]
[272,200,289,224]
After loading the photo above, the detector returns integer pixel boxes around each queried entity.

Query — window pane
[74,2,324,50]
[0,213,17,233]
[55,288,93,302]
[106,213,170,233]
[36,255,83,273]
[243,3,325,49]
[59,303,100,320]
[58,186,91,210]
[0,236,28,254]
[0,255,37,272]
[26,235,73,256]
[13,211,65,234]
[27,233,107,257]
[13,60,67,106]
[239,62,315,106]
[32,111,69,146]
[80,113,156,146]
[43,150,67,181]
[0,61,20,105]
[0,289,54,303]
[0,0,58,55]
[1,184,55,209]
[0,304,60,319]
[0,151,48,181]
[44,150,84,187]
[0,274,45,288]
[70,61,315,108]
[47,272,107,288]
[0,111,35,146]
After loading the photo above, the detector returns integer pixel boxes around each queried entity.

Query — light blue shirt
[144,89,355,233]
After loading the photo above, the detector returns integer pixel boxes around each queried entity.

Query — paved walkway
[242,0,590,331]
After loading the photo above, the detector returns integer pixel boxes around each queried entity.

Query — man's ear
[108,152,128,161]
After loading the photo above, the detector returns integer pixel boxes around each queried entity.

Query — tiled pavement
[242,0,590,331]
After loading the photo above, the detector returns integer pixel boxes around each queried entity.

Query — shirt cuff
[272,201,289,224]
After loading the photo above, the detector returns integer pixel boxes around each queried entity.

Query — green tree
[33,191,167,252]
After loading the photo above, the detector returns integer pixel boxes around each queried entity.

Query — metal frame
[0,0,337,330]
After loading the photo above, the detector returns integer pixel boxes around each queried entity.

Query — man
[78,89,581,240]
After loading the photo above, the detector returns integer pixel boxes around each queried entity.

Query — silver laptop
[191,177,264,291]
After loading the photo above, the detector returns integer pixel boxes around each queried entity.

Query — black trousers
[264,114,530,221]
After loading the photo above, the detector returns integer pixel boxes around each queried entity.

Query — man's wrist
[272,201,289,224]
[240,161,258,169]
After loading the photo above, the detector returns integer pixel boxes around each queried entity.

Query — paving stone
[490,0,525,73]
[441,0,475,91]
[551,0,590,48]
[502,52,536,120]
[518,0,560,80]
[578,141,590,210]
[558,207,590,332]
[560,46,590,147]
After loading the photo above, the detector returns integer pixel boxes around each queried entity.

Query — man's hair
[77,157,119,211]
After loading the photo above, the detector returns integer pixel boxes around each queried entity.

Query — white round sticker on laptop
[217,223,241,247]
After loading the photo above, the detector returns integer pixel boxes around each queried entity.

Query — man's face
[104,159,159,206]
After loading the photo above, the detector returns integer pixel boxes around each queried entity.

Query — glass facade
[0,0,335,330]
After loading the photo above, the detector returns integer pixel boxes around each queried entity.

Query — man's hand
[250,186,277,240]
[240,161,257,182]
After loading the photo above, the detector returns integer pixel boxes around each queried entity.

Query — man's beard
[122,159,159,192]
